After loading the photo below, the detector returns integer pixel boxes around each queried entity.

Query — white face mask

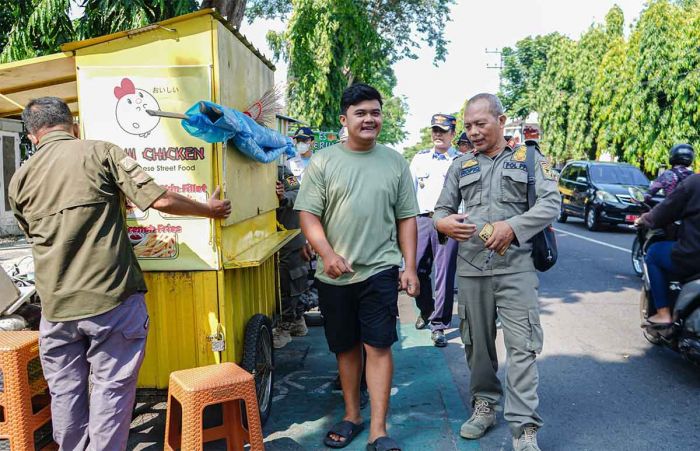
[296,142,311,155]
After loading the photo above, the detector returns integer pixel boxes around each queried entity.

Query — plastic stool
[165,362,264,450]
[0,331,54,450]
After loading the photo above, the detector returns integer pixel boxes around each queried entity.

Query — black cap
[456,132,471,145]
[431,114,457,131]
[293,127,315,139]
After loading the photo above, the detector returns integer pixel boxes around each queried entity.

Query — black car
[557,161,650,230]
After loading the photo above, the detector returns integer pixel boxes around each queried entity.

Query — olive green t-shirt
[294,143,419,285]
[8,131,166,321]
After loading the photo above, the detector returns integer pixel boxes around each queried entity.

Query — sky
[238,0,649,151]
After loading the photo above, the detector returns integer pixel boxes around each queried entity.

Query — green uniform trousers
[457,271,544,437]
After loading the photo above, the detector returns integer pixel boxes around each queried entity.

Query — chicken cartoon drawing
[114,78,160,138]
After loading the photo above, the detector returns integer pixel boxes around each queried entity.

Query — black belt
[418,212,433,218]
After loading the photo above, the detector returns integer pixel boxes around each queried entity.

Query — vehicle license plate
[625,214,640,223]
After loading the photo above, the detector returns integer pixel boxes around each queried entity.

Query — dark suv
[557,161,650,230]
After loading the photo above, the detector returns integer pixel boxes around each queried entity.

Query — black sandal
[366,436,401,451]
[323,420,365,448]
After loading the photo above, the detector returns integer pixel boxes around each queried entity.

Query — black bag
[524,141,558,272]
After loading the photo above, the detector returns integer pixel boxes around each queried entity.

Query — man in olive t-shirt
[8,97,231,450]
[295,84,419,450]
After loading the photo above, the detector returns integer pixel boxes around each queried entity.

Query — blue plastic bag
[181,101,295,163]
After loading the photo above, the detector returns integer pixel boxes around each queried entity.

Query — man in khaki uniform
[9,97,231,450]
[433,94,559,451]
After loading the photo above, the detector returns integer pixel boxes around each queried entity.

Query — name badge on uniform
[504,161,527,172]
[460,159,480,177]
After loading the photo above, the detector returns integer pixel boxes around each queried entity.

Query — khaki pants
[457,271,544,437]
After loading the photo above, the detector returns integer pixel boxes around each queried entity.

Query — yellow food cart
[0,10,296,423]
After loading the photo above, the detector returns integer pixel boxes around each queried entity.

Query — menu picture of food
[132,232,179,259]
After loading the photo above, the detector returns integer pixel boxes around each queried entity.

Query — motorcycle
[630,189,700,364]
[0,256,41,331]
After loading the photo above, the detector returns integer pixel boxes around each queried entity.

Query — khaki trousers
[457,271,544,437]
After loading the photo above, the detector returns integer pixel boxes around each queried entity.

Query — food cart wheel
[241,314,274,425]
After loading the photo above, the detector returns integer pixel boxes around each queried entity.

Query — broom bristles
[244,84,284,127]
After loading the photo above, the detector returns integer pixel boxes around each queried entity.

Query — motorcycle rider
[637,173,700,325]
[644,144,694,202]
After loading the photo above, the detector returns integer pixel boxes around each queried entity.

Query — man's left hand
[300,242,314,261]
[484,221,515,255]
[400,269,420,297]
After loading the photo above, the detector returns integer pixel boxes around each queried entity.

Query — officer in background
[434,94,559,451]
[456,131,474,154]
[409,114,459,347]
[273,164,309,348]
[286,127,315,182]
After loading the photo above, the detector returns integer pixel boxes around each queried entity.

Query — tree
[77,0,199,40]
[499,33,564,120]
[378,95,409,146]
[201,0,247,29]
[0,0,199,63]
[253,0,454,137]
[0,0,74,63]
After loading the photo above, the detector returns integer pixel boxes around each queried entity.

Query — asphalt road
[442,217,700,450]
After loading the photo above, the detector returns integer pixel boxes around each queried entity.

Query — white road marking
[553,228,632,254]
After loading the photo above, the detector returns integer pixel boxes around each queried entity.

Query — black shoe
[431,330,447,347]
[415,316,428,330]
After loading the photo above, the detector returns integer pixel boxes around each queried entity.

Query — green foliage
[265,0,453,141]
[0,0,74,63]
[402,126,433,162]
[0,0,198,63]
[504,1,700,173]
[500,33,565,120]
[249,0,454,64]
[77,0,199,40]
[378,95,409,146]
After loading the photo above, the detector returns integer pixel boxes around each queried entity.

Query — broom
[243,83,284,127]
[146,83,285,127]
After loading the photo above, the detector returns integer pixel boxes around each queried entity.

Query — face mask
[296,142,311,154]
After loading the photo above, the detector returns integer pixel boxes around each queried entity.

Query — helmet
[669,143,694,167]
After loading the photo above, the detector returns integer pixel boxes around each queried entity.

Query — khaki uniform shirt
[8,131,166,321]
[433,145,560,276]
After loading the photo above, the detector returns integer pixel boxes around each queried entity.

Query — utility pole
[485,48,504,91]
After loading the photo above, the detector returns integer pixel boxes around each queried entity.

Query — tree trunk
[200,0,247,29]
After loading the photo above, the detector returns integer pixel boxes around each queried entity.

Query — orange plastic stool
[165,362,264,450]
[0,331,55,450]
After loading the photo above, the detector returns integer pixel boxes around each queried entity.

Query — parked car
[557,161,650,231]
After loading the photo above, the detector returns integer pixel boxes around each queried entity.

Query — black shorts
[316,267,399,353]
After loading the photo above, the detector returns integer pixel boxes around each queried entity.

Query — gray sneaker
[289,317,308,337]
[460,399,497,439]
[272,327,291,349]
[513,425,540,451]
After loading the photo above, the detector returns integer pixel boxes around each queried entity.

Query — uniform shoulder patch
[540,160,557,181]
[512,146,527,162]
[285,175,300,188]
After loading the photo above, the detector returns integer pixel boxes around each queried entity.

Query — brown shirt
[8,131,166,321]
